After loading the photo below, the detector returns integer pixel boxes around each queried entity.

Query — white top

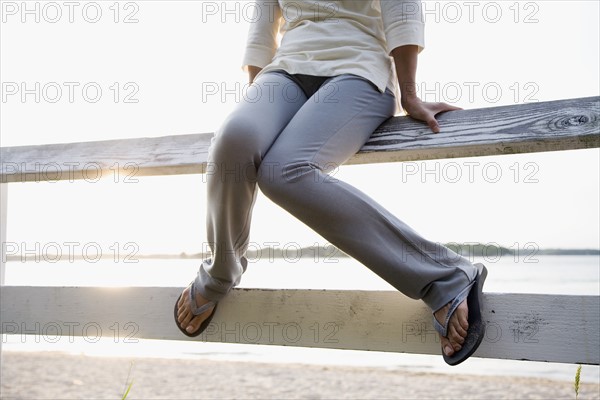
[242,0,425,94]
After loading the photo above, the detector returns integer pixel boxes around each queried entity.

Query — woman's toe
[440,336,454,356]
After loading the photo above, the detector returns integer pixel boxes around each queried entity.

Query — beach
[1,351,599,400]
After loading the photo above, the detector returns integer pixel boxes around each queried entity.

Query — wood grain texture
[1,97,598,183]
[356,96,600,164]
[1,286,598,365]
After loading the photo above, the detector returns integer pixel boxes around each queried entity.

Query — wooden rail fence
[1,96,599,364]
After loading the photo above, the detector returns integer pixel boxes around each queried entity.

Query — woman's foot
[176,284,215,335]
[434,298,469,357]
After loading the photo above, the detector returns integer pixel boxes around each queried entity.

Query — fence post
[1,183,7,284]
[0,183,7,359]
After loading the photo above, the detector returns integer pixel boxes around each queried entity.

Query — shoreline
[3,337,600,383]
[6,246,600,263]
[2,351,599,399]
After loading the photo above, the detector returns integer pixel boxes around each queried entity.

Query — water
[4,254,599,294]
[2,255,600,382]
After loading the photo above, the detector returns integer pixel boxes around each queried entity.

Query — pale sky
[1,0,599,256]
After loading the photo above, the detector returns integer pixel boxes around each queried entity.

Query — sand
[1,351,599,399]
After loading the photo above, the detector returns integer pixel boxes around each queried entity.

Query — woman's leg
[256,74,478,354]
[176,71,308,334]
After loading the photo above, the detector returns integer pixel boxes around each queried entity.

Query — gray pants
[197,70,477,312]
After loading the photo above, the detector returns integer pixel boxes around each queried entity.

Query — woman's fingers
[429,102,462,116]
[403,99,463,133]
[435,102,463,113]
[408,108,438,133]
[427,117,440,133]
[425,102,462,133]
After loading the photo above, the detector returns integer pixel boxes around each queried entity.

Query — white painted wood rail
[1,96,599,364]
[1,287,598,365]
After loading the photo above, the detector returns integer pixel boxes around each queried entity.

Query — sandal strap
[433,281,475,337]
[189,273,216,316]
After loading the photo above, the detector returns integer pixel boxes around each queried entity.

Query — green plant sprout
[121,361,135,400]
[574,364,582,400]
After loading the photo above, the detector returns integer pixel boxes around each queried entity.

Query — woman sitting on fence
[174,0,487,365]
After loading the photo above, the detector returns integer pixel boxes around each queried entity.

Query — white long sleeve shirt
[242,0,425,94]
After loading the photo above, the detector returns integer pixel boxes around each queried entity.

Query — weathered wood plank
[358,96,600,165]
[0,133,214,183]
[1,286,598,365]
[1,97,598,183]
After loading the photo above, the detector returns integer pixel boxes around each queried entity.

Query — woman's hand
[401,96,462,134]
[391,45,462,134]
[248,66,262,84]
